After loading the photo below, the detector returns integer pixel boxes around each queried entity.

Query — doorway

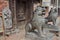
[16,0,26,23]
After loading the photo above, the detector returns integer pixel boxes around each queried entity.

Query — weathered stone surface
[25,32,42,40]
[25,6,59,40]
[47,8,58,25]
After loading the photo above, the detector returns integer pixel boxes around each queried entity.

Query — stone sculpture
[25,6,59,40]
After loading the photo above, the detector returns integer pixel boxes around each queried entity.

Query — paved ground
[6,22,59,40]
[5,22,26,40]
[0,22,26,40]
[5,30,25,40]
[0,20,60,40]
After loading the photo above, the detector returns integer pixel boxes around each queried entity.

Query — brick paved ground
[5,30,25,40]
[5,23,25,40]
[0,21,60,40]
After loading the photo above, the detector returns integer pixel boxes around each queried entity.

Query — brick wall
[0,1,9,17]
[0,1,9,12]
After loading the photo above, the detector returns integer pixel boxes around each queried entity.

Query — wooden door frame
[9,0,17,28]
